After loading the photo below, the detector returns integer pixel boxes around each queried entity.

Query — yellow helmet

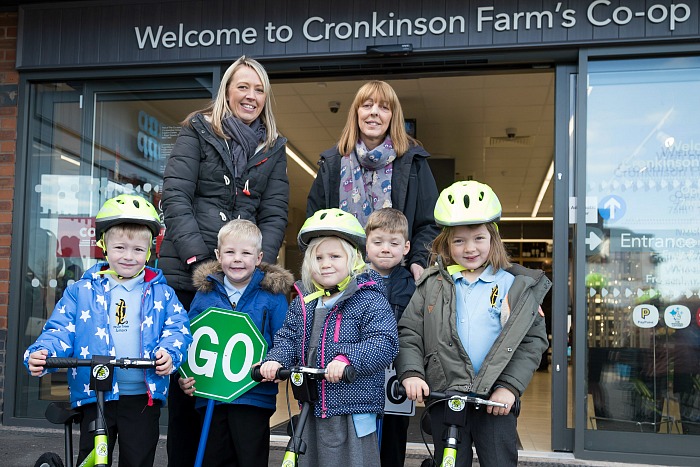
[95,194,161,240]
[298,208,366,251]
[434,181,501,227]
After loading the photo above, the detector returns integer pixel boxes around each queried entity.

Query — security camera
[506,127,517,139]
[328,101,340,113]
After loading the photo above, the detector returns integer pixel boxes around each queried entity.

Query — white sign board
[383,366,415,416]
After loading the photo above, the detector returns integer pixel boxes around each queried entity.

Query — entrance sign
[179,307,267,402]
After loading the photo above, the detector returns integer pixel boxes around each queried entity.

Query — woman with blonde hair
[161,55,289,467]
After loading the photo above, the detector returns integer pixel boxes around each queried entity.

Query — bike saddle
[45,401,82,425]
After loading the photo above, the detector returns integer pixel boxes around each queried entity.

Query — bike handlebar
[251,365,357,384]
[392,384,508,409]
[44,357,158,369]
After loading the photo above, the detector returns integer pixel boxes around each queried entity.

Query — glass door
[577,55,700,463]
[11,76,212,421]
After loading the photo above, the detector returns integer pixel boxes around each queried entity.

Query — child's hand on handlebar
[155,349,173,376]
[402,376,430,403]
[259,361,282,382]
[178,376,196,396]
[28,349,48,376]
[487,387,516,416]
[324,359,347,383]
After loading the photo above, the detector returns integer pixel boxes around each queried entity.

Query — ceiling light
[501,217,553,221]
[285,146,317,178]
[60,154,80,167]
[531,159,554,217]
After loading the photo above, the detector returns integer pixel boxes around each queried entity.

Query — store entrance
[271,70,557,453]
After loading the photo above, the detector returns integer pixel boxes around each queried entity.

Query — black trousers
[380,413,410,467]
[428,400,518,467]
[77,394,161,467]
[166,289,202,467]
[200,404,274,467]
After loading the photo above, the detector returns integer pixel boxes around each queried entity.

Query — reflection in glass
[586,57,700,435]
[15,80,209,419]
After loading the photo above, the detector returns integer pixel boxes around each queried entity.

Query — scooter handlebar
[251,365,357,383]
[44,357,158,369]
[391,384,510,410]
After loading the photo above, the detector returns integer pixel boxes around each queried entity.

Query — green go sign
[179,307,267,402]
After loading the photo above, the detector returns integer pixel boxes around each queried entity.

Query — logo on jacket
[490,285,499,308]
[115,299,128,325]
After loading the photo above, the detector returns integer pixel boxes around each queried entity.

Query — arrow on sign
[586,231,602,251]
[603,197,622,220]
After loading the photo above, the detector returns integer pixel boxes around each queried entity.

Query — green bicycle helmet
[95,194,162,240]
[298,208,366,251]
[434,180,502,227]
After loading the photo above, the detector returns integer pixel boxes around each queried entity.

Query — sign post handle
[194,399,216,467]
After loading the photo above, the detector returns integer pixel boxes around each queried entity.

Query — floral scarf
[339,136,396,226]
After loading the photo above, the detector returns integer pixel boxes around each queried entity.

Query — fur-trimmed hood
[192,260,294,295]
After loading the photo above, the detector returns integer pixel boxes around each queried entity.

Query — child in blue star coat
[25,194,192,467]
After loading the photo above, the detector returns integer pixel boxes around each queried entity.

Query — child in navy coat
[178,219,293,467]
[260,208,398,467]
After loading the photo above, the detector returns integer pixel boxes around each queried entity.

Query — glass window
[15,79,210,418]
[585,56,700,436]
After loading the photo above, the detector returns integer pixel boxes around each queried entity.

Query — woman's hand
[410,263,425,281]
[402,376,430,403]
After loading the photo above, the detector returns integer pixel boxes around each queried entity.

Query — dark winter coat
[396,260,550,398]
[160,113,289,292]
[307,144,440,269]
[189,261,294,410]
[381,265,416,323]
[265,269,399,418]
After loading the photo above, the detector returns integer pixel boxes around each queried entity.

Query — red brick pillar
[0,11,18,418]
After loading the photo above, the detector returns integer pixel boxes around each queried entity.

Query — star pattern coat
[24,263,192,408]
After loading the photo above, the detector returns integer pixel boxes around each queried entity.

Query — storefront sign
[17,0,700,69]
[133,3,692,50]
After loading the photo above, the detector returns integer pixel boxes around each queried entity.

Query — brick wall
[0,11,18,423]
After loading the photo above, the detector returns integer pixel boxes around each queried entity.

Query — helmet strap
[95,232,151,280]
[447,263,487,275]
[304,275,352,303]
[97,266,146,281]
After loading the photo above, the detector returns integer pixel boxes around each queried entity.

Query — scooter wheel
[34,452,64,467]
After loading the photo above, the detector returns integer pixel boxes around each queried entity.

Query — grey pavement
[0,424,651,466]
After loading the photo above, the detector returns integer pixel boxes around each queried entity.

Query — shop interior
[270,71,556,452]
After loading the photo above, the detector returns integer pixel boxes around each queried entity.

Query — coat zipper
[319,305,338,418]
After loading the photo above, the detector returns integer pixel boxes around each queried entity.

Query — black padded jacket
[160,113,289,292]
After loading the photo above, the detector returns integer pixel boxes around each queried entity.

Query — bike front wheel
[34,452,65,467]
